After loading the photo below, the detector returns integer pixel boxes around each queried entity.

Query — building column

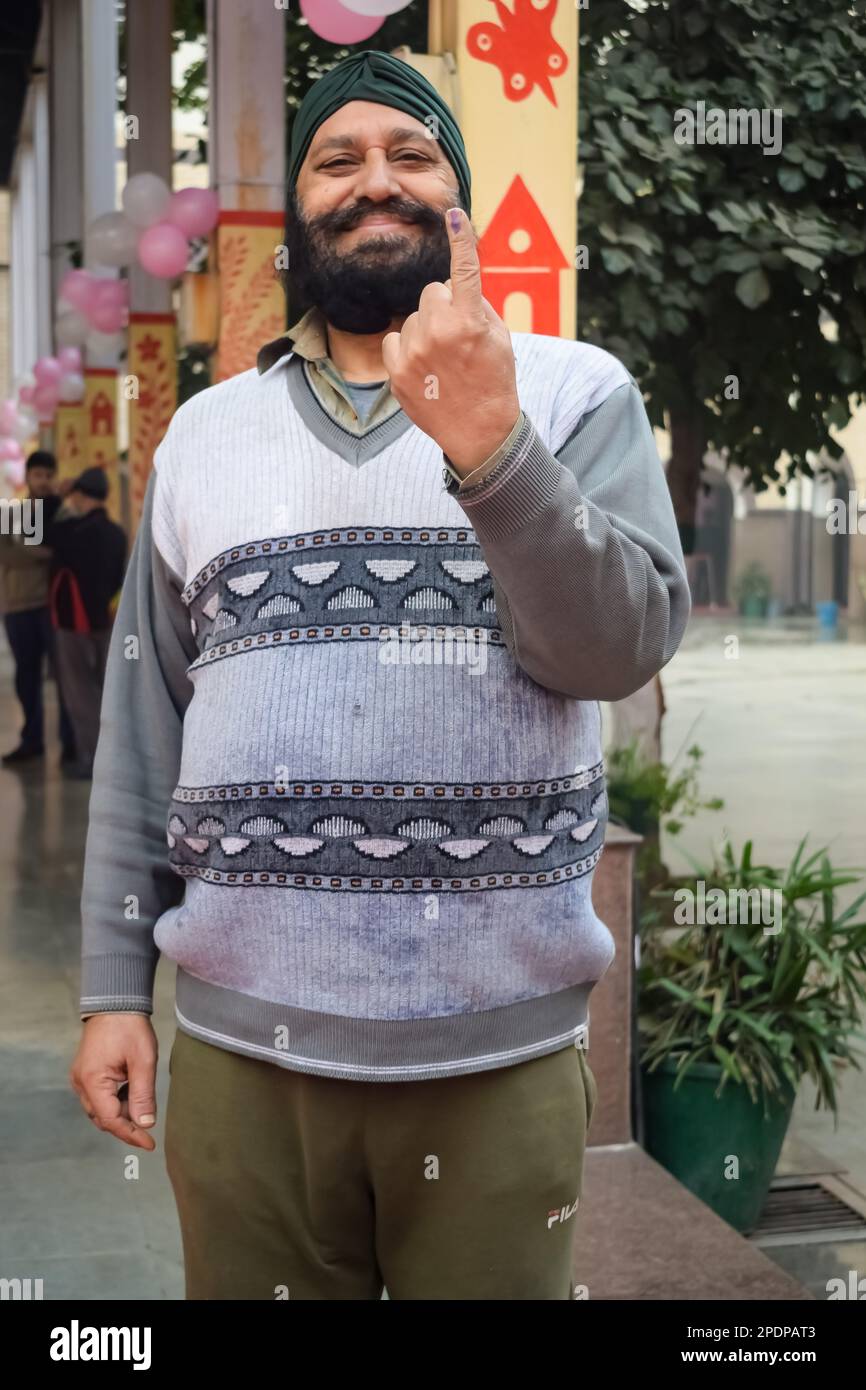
[10,71,53,387]
[50,0,88,484]
[207,0,286,381]
[429,0,577,339]
[81,0,121,518]
[126,0,176,533]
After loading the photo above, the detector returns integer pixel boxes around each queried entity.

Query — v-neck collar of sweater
[258,308,414,466]
[284,355,415,466]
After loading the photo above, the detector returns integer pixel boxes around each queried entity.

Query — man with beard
[71,50,689,1300]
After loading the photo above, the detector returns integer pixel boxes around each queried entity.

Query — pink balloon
[57,346,83,373]
[0,399,18,435]
[18,384,36,406]
[167,188,220,239]
[3,457,26,488]
[90,302,127,334]
[93,278,129,306]
[0,438,23,462]
[59,268,96,312]
[89,280,129,332]
[34,356,63,388]
[299,0,383,43]
[33,385,60,419]
[137,221,189,279]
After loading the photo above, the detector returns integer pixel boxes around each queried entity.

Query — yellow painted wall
[427,0,577,339]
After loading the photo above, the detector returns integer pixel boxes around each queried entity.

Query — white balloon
[10,409,38,444]
[122,172,171,229]
[59,372,86,403]
[4,458,27,487]
[339,0,413,13]
[86,329,126,358]
[55,308,91,346]
[88,210,140,267]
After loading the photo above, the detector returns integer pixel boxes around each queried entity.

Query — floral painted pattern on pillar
[128,312,177,535]
[84,369,121,524]
[55,404,88,488]
[215,211,286,382]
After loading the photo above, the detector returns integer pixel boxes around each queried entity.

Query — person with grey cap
[70,50,689,1298]
[47,466,126,780]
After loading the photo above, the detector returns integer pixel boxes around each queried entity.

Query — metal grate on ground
[752,1179,866,1247]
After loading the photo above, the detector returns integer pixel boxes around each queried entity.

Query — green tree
[170,0,428,135]
[578,0,866,550]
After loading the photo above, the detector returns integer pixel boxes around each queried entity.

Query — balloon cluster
[53,176,220,353]
[300,0,412,43]
[98,176,219,278]
[56,271,130,353]
[0,348,84,487]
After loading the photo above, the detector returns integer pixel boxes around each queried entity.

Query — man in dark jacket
[48,467,127,780]
[0,449,77,765]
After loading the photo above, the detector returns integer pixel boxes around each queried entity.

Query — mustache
[306,196,445,237]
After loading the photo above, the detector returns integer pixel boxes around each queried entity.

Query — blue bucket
[816,600,839,629]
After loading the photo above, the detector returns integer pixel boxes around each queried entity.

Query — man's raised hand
[382,207,520,476]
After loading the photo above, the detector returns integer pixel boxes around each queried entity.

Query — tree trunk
[667,404,707,558]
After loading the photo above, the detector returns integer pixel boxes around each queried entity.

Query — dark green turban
[288,49,471,216]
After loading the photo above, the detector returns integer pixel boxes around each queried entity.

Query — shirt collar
[257,307,330,377]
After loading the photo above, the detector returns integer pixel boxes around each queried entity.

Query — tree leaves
[735,267,771,307]
[578,0,866,498]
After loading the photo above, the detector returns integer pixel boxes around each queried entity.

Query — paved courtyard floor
[0,615,863,1299]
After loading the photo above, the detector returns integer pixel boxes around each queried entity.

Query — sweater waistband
[174,968,594,1083]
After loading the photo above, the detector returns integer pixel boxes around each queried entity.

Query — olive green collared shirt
[256,307,523,493]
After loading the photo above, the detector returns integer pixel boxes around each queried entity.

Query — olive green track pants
[164,1028,598,1300]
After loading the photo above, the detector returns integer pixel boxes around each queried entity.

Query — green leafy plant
[606,740,723,885]
[732,561,772,606]
[638,837,866,1116]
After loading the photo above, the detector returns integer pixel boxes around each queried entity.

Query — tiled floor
[0,654,184,1299]
[1,615,864,1300]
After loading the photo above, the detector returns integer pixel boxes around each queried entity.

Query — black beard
[284,191,458,334]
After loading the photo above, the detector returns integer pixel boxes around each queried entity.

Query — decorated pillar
[49,0,84,305]
[83,368,121,519]
[126,0,177,532]
[207,0,286,381]
[81,0,121,517]
[55,402,88,486]
[430,0,578,339]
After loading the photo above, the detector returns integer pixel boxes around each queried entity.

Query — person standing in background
[0,449,77,767]
[47,466,127,781]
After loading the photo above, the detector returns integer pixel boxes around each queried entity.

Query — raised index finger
[446,208,484,311]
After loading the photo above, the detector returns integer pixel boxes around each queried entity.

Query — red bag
[49,567,91,634]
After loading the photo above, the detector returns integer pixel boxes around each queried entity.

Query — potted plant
[733,561,772,617]
[606,740,723,891]
[638,837,866,1232]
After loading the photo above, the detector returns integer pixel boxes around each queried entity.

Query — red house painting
[89,390,115,436]
[478,174,569,336]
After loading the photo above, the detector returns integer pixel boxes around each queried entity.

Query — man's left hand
[382,207,520,476]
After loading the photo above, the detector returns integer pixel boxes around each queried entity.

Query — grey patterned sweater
[78,329,689,1081]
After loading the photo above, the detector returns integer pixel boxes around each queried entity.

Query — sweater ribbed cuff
[451,416,563,540]
[79,952,157,1015]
